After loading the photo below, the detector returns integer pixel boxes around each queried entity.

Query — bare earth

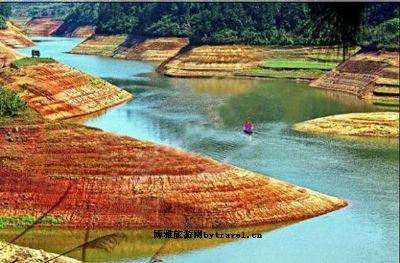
[293,112,399,137]
[0,62,132,120]
[0,241,80,263]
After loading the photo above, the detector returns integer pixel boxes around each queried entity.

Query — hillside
[25,17,63,36]
[0,58,132,120]
[0,21,34,48]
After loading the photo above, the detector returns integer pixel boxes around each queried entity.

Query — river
[8,37,399,263]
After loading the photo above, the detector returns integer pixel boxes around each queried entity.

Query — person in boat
[243,121,253,133]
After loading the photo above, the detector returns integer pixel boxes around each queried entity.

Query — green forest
[5,2,400,49]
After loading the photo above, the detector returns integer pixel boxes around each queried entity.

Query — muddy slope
[0,61,132,120]
[311,51,399,108]
[162,45,266,77]
[25,17,63,36]
[293,112,399,137]
[0,241,80,263]
[0,123,347,229]
[0,22,34,48]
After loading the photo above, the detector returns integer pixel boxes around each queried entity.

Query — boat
[243,121,253,134]
[243,127,253,134]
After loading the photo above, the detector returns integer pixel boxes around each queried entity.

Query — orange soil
[26,17,63,36]
[0,123,347,229]
[0,43,25,68]
[0,22,34,48]
[0,62,132,120]
[161,45,266,77]
[114,37,189,61]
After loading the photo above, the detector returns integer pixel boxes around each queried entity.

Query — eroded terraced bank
[0,59,132,120]
[0,123,347,229]
[71,34,189,62]
[311,51,399,110]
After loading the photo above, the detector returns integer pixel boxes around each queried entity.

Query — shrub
[0,87,27,117]
[0,15,7,29]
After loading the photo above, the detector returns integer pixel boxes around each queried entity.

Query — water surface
[12,37,399,263]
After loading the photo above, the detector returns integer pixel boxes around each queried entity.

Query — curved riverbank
[293,112,399,137]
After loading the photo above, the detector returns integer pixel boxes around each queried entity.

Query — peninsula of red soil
[25,17,63,36]
[0,240,80,263]
[0,22,34,48]
[311,51,399,109]
[0,61,132,120]
[0,122,347,229]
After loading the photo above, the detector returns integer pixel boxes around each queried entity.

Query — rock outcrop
[0,22,34,48]
[0,60,132,120]
[161,45,266,77]
[310,51,399,109]
[0,122,347,229]
[293,112,399,137]
[25,17,63,36]
[0,241,80,263]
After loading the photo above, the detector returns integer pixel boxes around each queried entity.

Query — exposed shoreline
[293,112,399,138]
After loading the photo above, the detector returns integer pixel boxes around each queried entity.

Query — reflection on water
[13,37,400,263]
[0,223,287,262]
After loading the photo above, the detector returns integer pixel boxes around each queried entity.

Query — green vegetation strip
[11,57,56,69]
[0,215,63,228]
[260,58,337,70]
[239,68,326,79]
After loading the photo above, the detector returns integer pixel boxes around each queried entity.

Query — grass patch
[0,109,43,126]
[90,77,107,89]
[10,57,56,69]
[239,68,326,79]
[260,58,337,70]
[0,215,63,228]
